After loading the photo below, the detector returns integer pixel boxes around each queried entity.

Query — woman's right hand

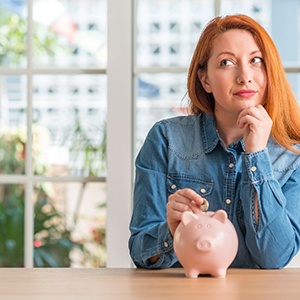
[166,188,207,236]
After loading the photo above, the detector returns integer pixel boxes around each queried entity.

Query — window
[0,0,107,267]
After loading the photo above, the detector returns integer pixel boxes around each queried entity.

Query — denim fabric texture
[129,113,300,269]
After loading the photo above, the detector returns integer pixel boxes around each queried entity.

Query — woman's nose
[236,76,251,85]
[236,66,252,85]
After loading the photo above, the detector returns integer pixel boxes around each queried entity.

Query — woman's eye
[251,57,264,64]
[220,59,233,66]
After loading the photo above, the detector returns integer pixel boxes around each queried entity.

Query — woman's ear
[197,69,212,93]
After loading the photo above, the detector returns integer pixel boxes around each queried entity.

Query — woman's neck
[214,114,244,148]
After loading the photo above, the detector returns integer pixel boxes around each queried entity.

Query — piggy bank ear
[182,211,198,226]
[212,210,228,224]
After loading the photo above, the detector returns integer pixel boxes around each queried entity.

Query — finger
[237,114,251,128]
[169,197,201,215]
[239,105,268,121]
[247,105,268,119]
[176,188,206,206]
[243,107,271,130]
[237,106,266,128]
[168,200,192,213]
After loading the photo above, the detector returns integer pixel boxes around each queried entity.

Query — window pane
[136,0,215,68]
[33,0,107,68]
[0,184,25,267]
[67,182,106,267]
[136,73,188,151]
[220,0,300,66]
[0,1,27,67]
[33,74,107,177]
[34,182,106,267]
[220,0,271,25]
[0,75,27,175]
[269,0,300,66]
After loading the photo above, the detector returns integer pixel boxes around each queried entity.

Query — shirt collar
[200,113,245,153]
[201,113,220,153]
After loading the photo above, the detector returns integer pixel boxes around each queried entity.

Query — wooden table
[0,268,299,300]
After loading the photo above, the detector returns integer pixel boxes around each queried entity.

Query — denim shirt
[129,113,300,269]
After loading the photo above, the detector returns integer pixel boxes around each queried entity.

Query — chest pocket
[167,174,213,198]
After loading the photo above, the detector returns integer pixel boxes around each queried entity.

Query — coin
[200,199,209,212]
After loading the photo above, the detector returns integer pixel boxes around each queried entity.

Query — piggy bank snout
[196,239,212,251]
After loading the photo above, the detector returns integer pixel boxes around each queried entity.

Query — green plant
[33,193,81,267]
[63,108,107,177]
[0,12,67,66]
[0,128,25,175]
[0,184,24,267]
[0,125,107,267]
[60,108,107,266]
[0,127,82,267]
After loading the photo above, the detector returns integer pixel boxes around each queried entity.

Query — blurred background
[0,0,299,268]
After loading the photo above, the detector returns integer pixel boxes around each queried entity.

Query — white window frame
[0,0,134,268]
[106,0,133,267]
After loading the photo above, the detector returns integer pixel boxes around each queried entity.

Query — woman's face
[199,29,267,119]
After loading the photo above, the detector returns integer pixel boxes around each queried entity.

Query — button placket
[224,153,236,218]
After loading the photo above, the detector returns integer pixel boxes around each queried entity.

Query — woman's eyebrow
[216,49,261,58]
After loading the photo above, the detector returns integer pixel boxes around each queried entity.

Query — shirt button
[164,242,169,248]
[200,188,206,194]
[251,166,257,172]
[171,184,176,190]
[229,163,234,168]
[225,199,231,205]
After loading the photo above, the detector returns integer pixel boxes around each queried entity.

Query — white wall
[287,252,300,268]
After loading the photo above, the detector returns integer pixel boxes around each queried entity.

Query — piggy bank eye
[196,224,202,229]
[206,223,212,229]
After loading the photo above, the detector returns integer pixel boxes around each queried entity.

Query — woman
[129,14,300,269]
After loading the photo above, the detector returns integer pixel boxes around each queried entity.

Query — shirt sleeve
[240,148,300,268]
[128,122,178,268]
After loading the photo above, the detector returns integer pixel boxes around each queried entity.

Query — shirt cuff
[142,222,176,268]
[242,148,274,183]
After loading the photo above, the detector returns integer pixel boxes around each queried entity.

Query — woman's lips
[234,89,257,98]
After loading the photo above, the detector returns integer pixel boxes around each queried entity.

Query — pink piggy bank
[173,209,238,278]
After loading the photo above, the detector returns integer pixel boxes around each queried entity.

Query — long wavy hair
[187,14,300,152]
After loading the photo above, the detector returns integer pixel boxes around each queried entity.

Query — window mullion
[106,0,133,267]
[24,0,34,268]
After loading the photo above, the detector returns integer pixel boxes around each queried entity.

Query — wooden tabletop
[0,267,299,300]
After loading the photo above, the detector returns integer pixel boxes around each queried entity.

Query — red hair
[187,14,300,152]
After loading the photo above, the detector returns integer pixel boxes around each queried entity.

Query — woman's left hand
[237,105,272,153]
